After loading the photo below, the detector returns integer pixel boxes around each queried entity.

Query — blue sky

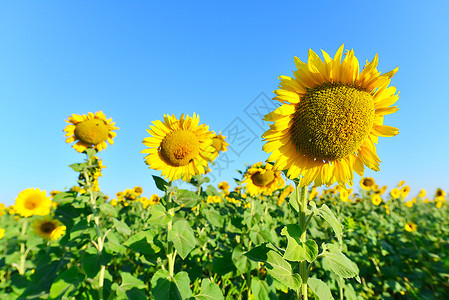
[1,1,448,205]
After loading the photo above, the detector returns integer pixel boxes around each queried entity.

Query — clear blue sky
[1,1,448,205]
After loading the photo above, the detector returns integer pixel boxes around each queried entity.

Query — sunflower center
[211,138,223,152]
[363,178,375,187]
[251,170,275,187]
[24,196,40,210]
[160,130,200,166]
[41,222,56,234]
[75,119,109,145]
[291,83,375,161]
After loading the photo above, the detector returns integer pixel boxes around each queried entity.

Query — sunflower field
[1,46,449,299]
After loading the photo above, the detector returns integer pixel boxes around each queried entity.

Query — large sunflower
[142,113,216,182]
[14,188,52,217]
[64,111,118,152]
[31,216,66,240]
[242,162,285,196]
[263,45,399,187]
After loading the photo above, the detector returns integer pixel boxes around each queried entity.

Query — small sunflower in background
[149,194,161,206]
[277,185,295,205]
[371,194,382,206]
[218,181,230,194]
[31,216,66,240]
[401,185,410,198]
[0,228,5,240]
[435,188,446,198]
[360,177,376,191]
[263,45,399,187]
[211,131,229,154]
[390,188,401,199]
[64,111,118,153]
[142,113,217,182]
[397,180,406,187]
[404,222,417,233]
[242,162,285,196]
[418,189,426,198]
[14,188,52,217]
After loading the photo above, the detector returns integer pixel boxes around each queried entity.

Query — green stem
[297,184,308,300]
[17,219,29,275]
[166,189,176,277]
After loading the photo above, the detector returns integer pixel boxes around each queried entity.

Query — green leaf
[118,272,146,291]
[49,266,85,298]
[153,175,169,191]
[316,204,343,243]
[124,230,161,255]
[68,163,84,172]
[308,278,334,300]
[168,220,196,259]
[322,245,359,279]
[52,191,78,204]
[195,279,224,300]
[250,277,274,300]
[150,270,192,300]
[100,203,118,218]
[148,204,172,226]
[113,218,131,236]
[281,225,318,262]
[82,249,112,278]
[232,245,256,274]
[174,189,201,207]
[204,209,225,227]
[245,243,301,290]
[288,190,299,212]
[105,232,127,253]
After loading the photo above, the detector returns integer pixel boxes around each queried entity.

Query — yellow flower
[418,189,426,198]
[116,191,125,199]
[390,188,401,199]
[371,194,382,206]
[404,222,417,232]
[435,188,446,198]
[242,162,285,196]
[360,177,376,191]
[436,201,443,208]
[405,201,413,208]
[340,190,349,202]
[384,204,390,215]
[435,195,446,203]
[142,114,216,182]
[244,202,251,209]
[0,228,5,239]
[262,45,399,187]
[218,181,230,193]
[278,185,295,205]
[133,186,143,195]
[14,188,52,217]
[207,195,222,204]
[111,199,118,206]
[70,186,86,194]
[149,194,161,206]
[211,131,229,153]
[423,198,430,203]
[397,180,405,187]
[309,186,319,201]
[64,111,118,153]
[31,216,66,240]
[401,185,410,198]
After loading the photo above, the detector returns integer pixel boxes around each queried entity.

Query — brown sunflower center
[212,138,223,152]
[24,195,40,210]
[160,130,200,166]
[363,178,375,187]
[41,222,57,234]
[75,119,109,145]
[290,83,375,161]
[251,170,275,187]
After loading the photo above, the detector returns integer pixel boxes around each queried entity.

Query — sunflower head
[371,194,382,206]
[31,216,66,240]
[390,188,401,199]
[242,162,285,196]
[211,131,229,153]
[360,177,376,190]
[64,111,118,153]
[142,113,217,182]
[149,194,161,205]
[404,222,417,232]
[401,185,410,198]
[0,228,5,240]
[14,188,51,217]
[418,189,426,198]
[263,45,399,188]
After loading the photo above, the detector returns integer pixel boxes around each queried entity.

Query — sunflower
[133,186,143,195]
[31,216,66,240]
[64,111,118,153]
[435,188,446,198]
[405,201,413,208]
[211,131,229,153]
[397,180,406,187]
[149,194,161,206]
[242,162,285,196]
[404,222,417,232]
[390,188,401,199]
[142,114,216,182]
[0,228,4,240]
[14,188,52,217]
[401,185,410,198]
[360,177,376,190]
[263,45,399,187]
[278,185,295,205]
[418,189,426,198]
[371,194,382,206]
[218,181,230,194]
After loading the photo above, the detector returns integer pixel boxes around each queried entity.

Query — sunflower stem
[297,184,308,300]
[166,188,176,277]
[17,219,29,275]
